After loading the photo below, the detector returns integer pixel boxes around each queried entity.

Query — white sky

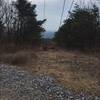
[29,0,98,32]
[10,0,99,31]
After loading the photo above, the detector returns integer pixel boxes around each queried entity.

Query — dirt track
[0,64,100,100]
[0,50,100,95]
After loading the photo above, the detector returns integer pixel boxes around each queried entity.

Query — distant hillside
[42,31,55,39]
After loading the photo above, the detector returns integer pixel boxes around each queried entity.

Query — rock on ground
[0,64,100,100]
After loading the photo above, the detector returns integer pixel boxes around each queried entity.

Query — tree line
[0,0,46,46]
[55,4,100,50]
[1,0,100,50]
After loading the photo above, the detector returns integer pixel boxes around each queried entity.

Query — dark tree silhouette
[14,0,46,45]
[55,5,100,50]
[0,21,4,39]
[0,0,4,41]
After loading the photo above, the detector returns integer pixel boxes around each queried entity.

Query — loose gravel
[0,64,100,100]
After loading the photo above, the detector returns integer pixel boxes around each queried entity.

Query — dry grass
[0,49,100,95]
[0,51,37,67]
[34,50,100,95]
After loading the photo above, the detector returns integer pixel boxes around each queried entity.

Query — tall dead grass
[0,51,38,66]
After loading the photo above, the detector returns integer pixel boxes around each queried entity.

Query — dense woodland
[55,4,100,50]
[0,0,100,51]
[0,0,46,46]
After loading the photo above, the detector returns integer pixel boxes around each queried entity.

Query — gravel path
[0,64,100,100]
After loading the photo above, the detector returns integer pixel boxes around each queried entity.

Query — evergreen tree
[14,0,46,45]
[0,0,4,40]
[0,20,4,39]
[55,5,100,49]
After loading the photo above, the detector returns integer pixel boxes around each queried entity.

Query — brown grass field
[0,48,100,95]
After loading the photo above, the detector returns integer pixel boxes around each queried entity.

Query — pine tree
[0,0,4,40]
[14,0,46,45]
[0,20,4,41]
[55,5,100,50]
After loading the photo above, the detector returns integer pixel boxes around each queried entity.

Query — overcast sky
[30,0,97,32]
